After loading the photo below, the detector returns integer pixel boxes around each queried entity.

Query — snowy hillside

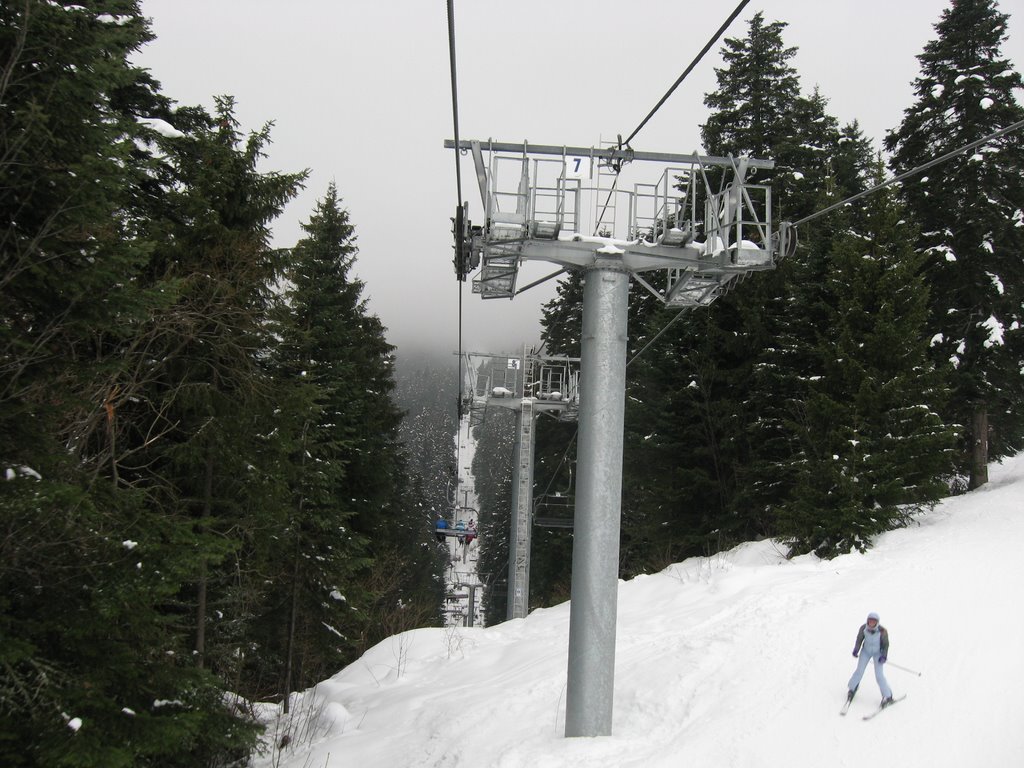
[441,412,484,629]
[252,454,1024,768]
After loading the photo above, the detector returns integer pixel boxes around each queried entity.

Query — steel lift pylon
[462,347,580,621]
[448,138,777,737]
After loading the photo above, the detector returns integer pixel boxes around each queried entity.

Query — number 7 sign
[565,156,590,179]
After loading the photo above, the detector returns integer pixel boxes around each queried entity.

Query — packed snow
[252,454,1024,768]
[442,412,483,629]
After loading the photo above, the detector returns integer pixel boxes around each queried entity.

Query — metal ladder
[592,138,620,237]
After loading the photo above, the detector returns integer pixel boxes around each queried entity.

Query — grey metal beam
[444,139,774,170]
[506,400,536,621]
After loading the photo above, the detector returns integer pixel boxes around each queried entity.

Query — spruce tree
[539,272,585,358]
[263,183,423,693]
[1,4,281,765]
[702,12,802,210]
[885,0,1024,487]
[775,161,957,557]
[621,12,850,557]
[261,184,376,696]
[120,95,305,688]
[533,13,879,574]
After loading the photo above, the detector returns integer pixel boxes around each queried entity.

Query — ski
[839,687,858,716]
[862,694,907,720]
[839,696,856,720]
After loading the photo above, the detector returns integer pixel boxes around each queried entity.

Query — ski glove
[878,656,886,664]
[852,651,859,658]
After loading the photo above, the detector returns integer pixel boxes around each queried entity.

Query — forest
[2,0,1023,765]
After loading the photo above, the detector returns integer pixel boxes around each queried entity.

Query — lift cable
[446,0,464,208]
[789,117,1024,230]
[594,0,750,236]
[456,5,1024,548]
[623,0,750,147]
[447,0,466,494]
[626,310,689,368]
[592,168,620,237]
[541,1,755,499]
[622,117,1024,372]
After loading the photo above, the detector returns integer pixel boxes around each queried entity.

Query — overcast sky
[134,0,1024,358]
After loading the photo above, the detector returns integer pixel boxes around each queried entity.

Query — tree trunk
[195,453,214,668]
[282,537,301,715]
[970,407,989,489]
[283,421,310,712]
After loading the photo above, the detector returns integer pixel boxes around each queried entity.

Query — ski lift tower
[463,346,580,621]
[447,138,776,737]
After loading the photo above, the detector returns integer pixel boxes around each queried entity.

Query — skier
[846,612,894,708]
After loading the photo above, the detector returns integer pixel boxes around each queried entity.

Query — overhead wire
[624,0,750,147]
[594,0,750,246]
[789,117,1024,230]
[442,1,1024,590]
[446,0,466,507]
[544,0,755,495]
[621,119,1024,373]
[607,0,752,363]
[446,0,464,208]
[626,309,689,368]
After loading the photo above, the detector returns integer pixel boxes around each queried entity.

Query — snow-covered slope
[253,454,1024,768]
[441,412,484,628]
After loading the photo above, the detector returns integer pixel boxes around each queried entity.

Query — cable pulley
[451,203,479,281]
[776,221,798,261]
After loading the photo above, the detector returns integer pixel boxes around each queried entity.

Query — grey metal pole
[506,408,523,621]
[564,262,629,737]
[506,402,535,620]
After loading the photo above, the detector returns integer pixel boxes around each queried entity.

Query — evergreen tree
[1,4,279,765]
[392,353,458,625]
[117,96,306,695]
[885,0,1024,487]
[775,161,957,557]
[532,13,881,575]
[258,182,415,699]
[394,354,460,529]
[539,272,585,358]
[620,12,850,560]
[702,12,802,215]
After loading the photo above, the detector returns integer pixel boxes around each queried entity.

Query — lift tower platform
[447,138,776,738]
[463,347,579,621]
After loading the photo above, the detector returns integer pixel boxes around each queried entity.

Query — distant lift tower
[447,138,776,738]
[463,347,580,621]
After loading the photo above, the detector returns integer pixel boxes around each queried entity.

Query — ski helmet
[867,612,880,623]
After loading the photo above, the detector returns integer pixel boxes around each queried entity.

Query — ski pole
[886,661,922,677]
